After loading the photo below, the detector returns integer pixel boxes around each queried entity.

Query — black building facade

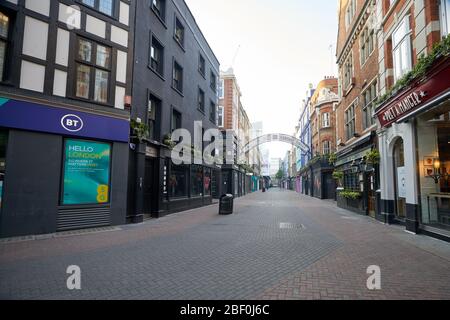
[0,0,135,237]
[128,0,221,222]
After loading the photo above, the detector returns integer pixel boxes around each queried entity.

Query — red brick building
[335,0,380,217]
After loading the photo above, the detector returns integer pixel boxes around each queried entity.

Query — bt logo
[61,114,84,132]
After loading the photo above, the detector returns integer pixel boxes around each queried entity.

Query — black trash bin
[219,194,234,215]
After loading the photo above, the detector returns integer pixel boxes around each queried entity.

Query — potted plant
[365,149,381,165]
[163,133,176,150]
[332,170,344,189]
[130,119,149,142]
[328,153,337,166]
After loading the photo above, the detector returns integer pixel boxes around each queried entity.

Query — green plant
[375,35,450,108]
[332,170,344,181]
[339,190,362,200]
[130,119,149,142]
[328,153,337,165]
[163,133,176,150]
[365,149,381,164]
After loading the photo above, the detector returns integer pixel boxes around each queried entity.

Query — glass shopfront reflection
[0,130,6,210]
[417,103,450,232]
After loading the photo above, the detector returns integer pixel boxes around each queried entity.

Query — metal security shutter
[57,207,111,231]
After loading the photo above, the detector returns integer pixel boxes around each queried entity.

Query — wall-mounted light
[427,159,448,184]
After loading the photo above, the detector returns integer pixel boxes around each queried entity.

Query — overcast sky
[185,0,338,159]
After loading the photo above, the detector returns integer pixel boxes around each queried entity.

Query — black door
[143,158,156,215]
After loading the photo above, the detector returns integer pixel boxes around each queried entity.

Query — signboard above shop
[376,57,450,128]
[0,98,130,143]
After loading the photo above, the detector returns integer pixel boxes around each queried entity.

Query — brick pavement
[0,189,449,300]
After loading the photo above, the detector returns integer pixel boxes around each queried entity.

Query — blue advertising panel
[0,97,129,142]
[62,139,111,205]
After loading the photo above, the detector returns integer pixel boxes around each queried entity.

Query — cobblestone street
[1,189,449,300]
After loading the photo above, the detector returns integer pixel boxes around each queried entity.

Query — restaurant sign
[376,57,450,128]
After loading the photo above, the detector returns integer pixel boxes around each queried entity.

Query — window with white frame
[322,112,330,128]
[392,16,412,82]
[218,79,224,99]
[322,141,331,155]
[440,0,450,36]
[217,106,224,127]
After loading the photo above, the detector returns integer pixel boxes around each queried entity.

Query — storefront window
[62,139,111,205]
[169,164,188,198]
[191,165,203,197]
[0,130,7,210]
[204,168,212,196]
[344,170,358,191]
[234,171,239,196]
[417,107,450,231]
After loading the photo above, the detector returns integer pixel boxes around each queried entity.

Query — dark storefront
[0,97,129,238]
[335,132,379,217]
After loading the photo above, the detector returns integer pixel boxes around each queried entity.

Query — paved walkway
[0,189,449,300]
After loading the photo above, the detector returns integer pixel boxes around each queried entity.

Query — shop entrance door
[143,158,156,217]
[393,138,407,221]
[367,171,376,218]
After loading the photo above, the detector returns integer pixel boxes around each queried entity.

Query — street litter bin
[219,194,234,215]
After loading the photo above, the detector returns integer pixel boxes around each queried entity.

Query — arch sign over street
[241,133,311,155]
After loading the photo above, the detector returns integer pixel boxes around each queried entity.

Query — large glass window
[76,38,111,104]
[169,164,188,198]
[0,130,7,211]
[392,16,412,82]
[191,165,203,196]
[344,170,358,191]
[417,108,450,231]
[62,139,111,205]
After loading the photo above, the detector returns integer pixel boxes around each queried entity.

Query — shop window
[418,110,450,231]
[62,139,111,205]
[0,130,7,210]
[204,168,212,195]
[344,170,359,191]
[191,165,203,196]
[169,164,188,198]
[75,38,112,104]
[393,138,406,219]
